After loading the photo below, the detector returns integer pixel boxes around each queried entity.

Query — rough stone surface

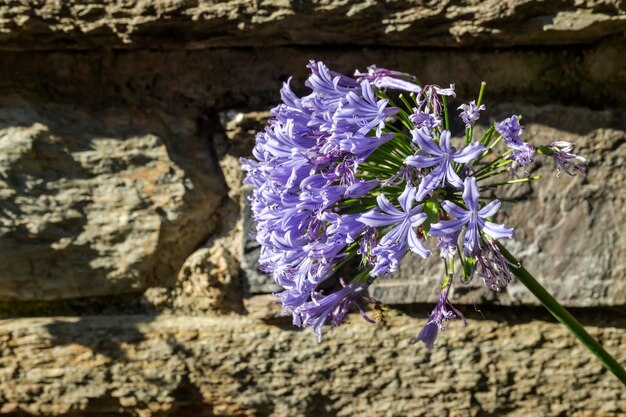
[0,96,225,300]
[143,245,244,315]
[0,40,625,110]
[0,1,625,50]
[0,1,624,416]
[0,311,624,416]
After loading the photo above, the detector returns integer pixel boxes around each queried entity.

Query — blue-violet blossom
[242,60,588,345]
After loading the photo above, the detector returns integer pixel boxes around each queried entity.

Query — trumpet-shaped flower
[544,141,588,176]
[334,81,399,137]
[430,177,513,256]
[357,185,430,260]
[496,115,535,167]
[412,284,466,349]
[458,100,485,128]
[406,129,485,199]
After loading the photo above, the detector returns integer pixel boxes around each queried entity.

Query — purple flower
[495,115,523,144]
[244,62,590,345]
[355,65,421,93]
[370,241,406,277]
[357,185,430,259]
[409,110,441,130]
[436,234,459,259]
[413,84,455,123]
[321,212,367,244]
[412,283,466,349]
[334,81,400,137]
[296,279,374,342]
[345,179,379,198]
[305,60,358,105]
[542,141,587,176]
[405,129,485,199]
[511,142,535,167]
[414,319,438,350]
[338,131,394,156]
[496,115,535,167]
[458,100,486,128]
[475,238,516,291]
[434,84,456,97]
[429,177,514,256]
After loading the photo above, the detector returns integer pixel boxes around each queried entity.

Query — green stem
[498,243,626,385]
[473,150,512,176]
[476,81,486,106]
[475,165,511,181]
[486,175,541,187]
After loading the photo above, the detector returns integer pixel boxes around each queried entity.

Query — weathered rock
[0,40,625,111]
[176,247,240,313]
[217,110,272,203]
[0,311,624,416]
[244,294,285,322]
[0,96,225,300]
[0,2,624,416]
[169,246,243,314]
[138,106,254,312]
[0,1,625,50]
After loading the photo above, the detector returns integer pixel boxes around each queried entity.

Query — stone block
[0,97,225,300]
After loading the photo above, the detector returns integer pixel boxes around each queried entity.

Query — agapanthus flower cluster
[241,61,587,346]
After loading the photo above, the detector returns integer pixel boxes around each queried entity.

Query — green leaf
[421,197,440,234]
[461,256,475,279]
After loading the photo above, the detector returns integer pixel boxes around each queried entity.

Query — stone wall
[0,1,624,416]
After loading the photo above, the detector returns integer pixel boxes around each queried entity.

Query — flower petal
[481,220,514,240]
[408,228,431,258]
[445,162,463,188]
[441,200,469,219]
[381,219,410,245]
[411,128,442,155]
[357,210,404,227]
[398,185,416,213]
[416,164,446,201]
[376,194,404,216]
[429,218,468,237]
[405,154,442,168]
[410,212,427,228]
[478,200,501,218]
[452,142,485,163]
[439,130,452,154]
[462,177,479,212]
[412,320,438,349]
[463,220,480,256]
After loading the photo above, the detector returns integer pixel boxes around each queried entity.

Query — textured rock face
[0,312,624,416]
[0,40,624,111]
[0,0,624,50]
[0,97,224,300]
[143,245,244,315]
[0,1,624,416]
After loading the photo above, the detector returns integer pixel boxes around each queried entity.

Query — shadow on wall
[5,317,225,417]
[0,95,225,301]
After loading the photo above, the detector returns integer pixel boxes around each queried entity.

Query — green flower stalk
[498,243,626,385]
